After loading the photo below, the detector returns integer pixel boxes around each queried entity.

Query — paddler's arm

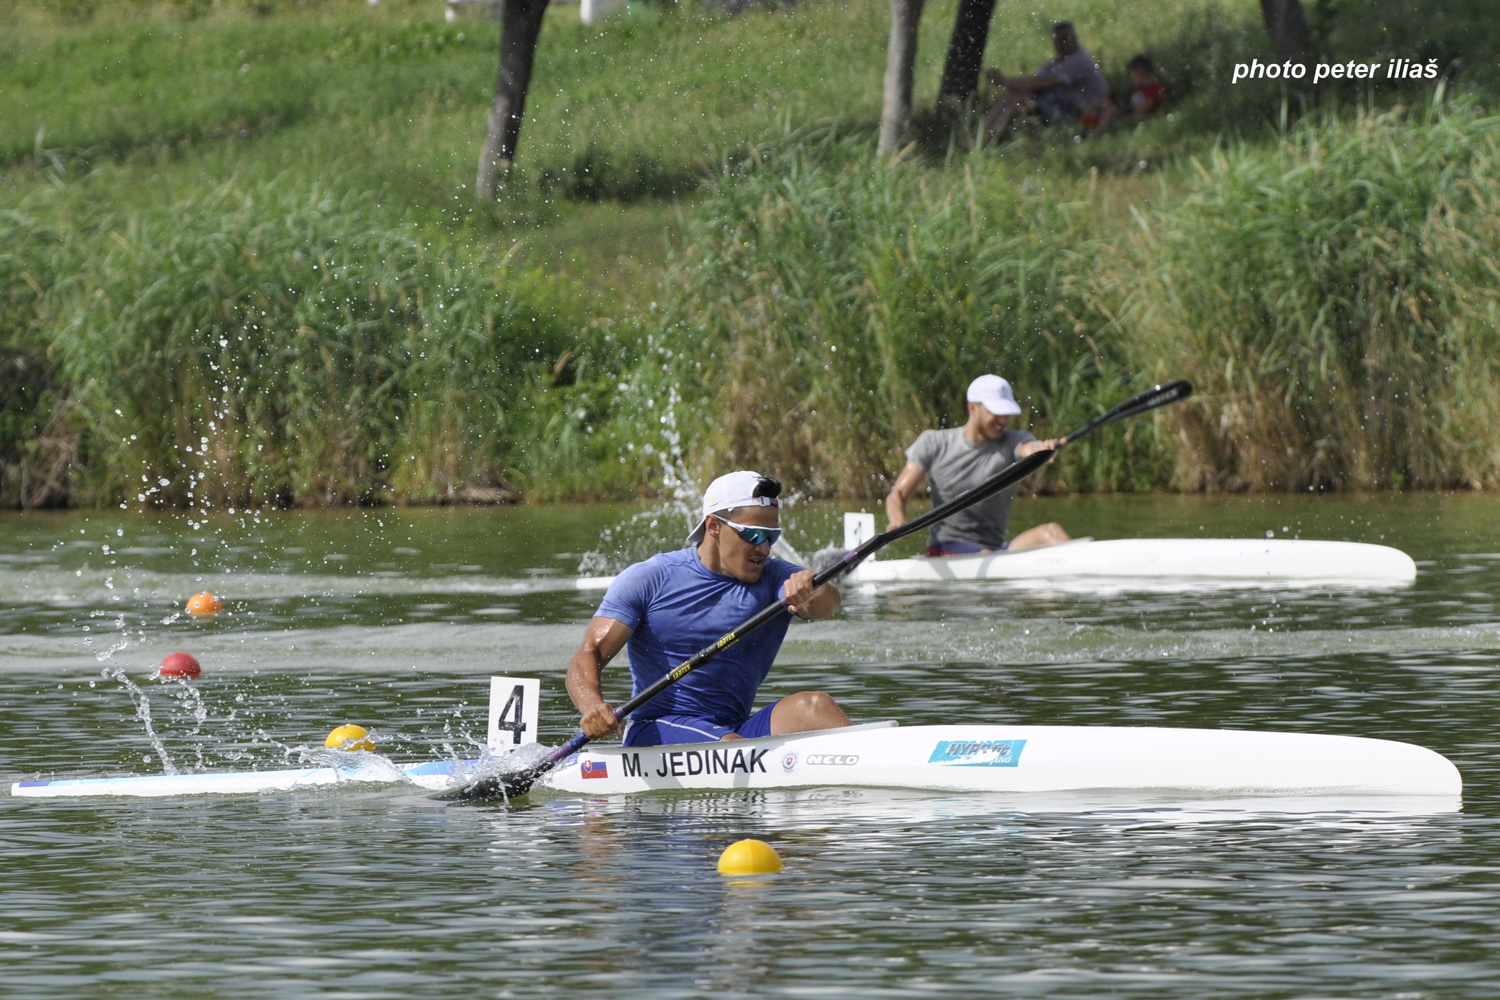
[884,460,927,531]
[566,616,634,738]
[1016,437,1065,458]
[784,568,840,621]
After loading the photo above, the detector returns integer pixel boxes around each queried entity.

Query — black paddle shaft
[441,378,1192,801]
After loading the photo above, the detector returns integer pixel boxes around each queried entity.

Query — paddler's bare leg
[768,691,851,735]
[1007,521,1070,551]
[717,692,850,740]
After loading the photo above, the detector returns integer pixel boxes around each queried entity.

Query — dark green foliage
[1311,0,1500,92]
[1143,4,1286,136]
[538,145,707,204]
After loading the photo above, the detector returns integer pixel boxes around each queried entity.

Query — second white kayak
[840,537,1417,585]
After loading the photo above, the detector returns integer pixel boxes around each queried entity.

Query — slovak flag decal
[581,759,609,779]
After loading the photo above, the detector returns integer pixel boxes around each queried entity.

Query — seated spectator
[981,22,1108,144]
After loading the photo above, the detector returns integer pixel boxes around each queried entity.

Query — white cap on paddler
[686,470,781,545]
[967,374,1022,416]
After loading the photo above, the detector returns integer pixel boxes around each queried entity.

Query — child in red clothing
[1127,54,1165,118]
[1083,54,1164,130]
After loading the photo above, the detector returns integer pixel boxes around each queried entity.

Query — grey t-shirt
[1037,47,1108,111]
[907,427,1036,550]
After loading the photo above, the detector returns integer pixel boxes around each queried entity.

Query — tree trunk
[937,0,997,104]
[878,0,926,156]
[1259,0,1310,66]
[475,0,551,200]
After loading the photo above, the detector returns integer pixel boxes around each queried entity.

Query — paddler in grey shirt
[885,375,1071,555]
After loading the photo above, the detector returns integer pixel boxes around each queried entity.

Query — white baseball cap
[686,470,781,544]
[967,374,1022,416]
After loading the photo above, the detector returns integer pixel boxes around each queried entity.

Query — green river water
[3,493,1500,998]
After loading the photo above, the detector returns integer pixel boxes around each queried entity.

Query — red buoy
[160,652,202,678]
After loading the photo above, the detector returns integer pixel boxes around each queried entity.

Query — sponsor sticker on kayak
[928,739,1026,767]
[806,754,858,766]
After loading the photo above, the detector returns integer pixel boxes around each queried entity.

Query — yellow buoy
[325,724,374,752]
[186,592,223,618]
[717,838,782,875]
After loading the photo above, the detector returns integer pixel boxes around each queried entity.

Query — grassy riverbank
[3,0,1497,507]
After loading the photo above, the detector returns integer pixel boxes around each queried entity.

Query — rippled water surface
[4,494,1500,998]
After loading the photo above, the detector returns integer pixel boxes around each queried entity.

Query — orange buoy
[186,592,223,618]
[159,652,202,678]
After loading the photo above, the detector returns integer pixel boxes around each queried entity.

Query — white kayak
[10,757,469,799]
[575,515,1416,590]
[542,720,1458,797]
[12,720,1460,803]
[841,537,1417,585]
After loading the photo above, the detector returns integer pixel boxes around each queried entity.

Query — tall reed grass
[621,127,1173,498]
[15,179,591,507]
[629,108,1500,499]
[0,204,77,507]
[1104,101,1500,491]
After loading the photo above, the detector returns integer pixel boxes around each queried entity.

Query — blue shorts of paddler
[622,703,778,747]
[926,539,1008,557]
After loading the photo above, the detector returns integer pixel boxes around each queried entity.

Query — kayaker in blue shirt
[566,470,845,747]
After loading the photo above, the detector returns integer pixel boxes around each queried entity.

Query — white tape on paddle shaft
[844,512,877,558]
[488,677,541,751]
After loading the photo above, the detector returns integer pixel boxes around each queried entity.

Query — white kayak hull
[10,757,468,799]
[576,538,1417,590]
[545,721,1457,796]
[12,721,1460,802]
[843,538,1417,585]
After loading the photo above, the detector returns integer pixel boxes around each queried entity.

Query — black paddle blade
[434,761,548,804]
[1118,378,1192,418]
[1064,379,1193,444]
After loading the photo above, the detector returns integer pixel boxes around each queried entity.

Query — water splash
[441,740,550,799]
[294,745,410,784]
[578,383,815,573]
[101,663,178,775]
[578,385,701,575]
[806,543,852,574]
[156,675,210,771]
